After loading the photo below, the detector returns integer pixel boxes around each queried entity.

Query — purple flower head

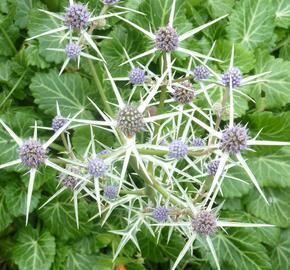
[52,115,68,132]
[168,140,188,159]
[104,185,118,200]
[220,124,248,154]
[192,137,205,147]
[207,160,220,176]
[128,67,145,85]
[222,67,243,88]
[64,43,81,59]
[153,206,169,222]
[117,105,145,137]
[19,139,47,168]
[98,149,110,156]
[103,0,120,5]
[59,166,80,189]
[64,3,90,30]
[87,157,107,177]
[155,26,179,52]
[172,80,195,104]
[193,65,210,80]
[192,211,217,236]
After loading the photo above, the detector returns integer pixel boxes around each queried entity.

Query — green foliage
[0,0,290,270]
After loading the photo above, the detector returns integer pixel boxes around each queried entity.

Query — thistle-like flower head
[192,137,205,147]
[104,185,118,200]
[87,157,107,177]
[128,67,145,85]
[64,42,82,59]
[220,124,248,154]
[207,159,220,176]
[117,105,145,137]
[153,206,169,222]
[168,139,188,159]
[155,26,179,52]
[192,210,217,236]
[222,67,243,88]
[59,166,80,189]
[64,3,90,30]
[193,65,210,80]
[52,115,68,132]
[172,80,195,104]
[19,139,47,168]
[103,0,120,5]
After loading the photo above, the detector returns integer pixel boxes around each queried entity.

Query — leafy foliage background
[0,0,290,269]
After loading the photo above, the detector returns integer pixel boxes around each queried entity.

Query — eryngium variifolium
[192,211,217,236]
[19,139,47,168]
[155,26,179,52]
[64,4,90,30]
[117,106,145,137]
[3,2,286,269]
[222,67,243,88]
[220,124,248,153]
[172,80,195,104]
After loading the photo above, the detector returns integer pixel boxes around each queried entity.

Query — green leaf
[213,230,272,270]
[15,0,40,29]
[221,168,251,198]
[246,188,290,228]
[207,0,235,18]
[250,50,290,108]
[0,186,12,232]
[5,181,40,217]
[24,41,50,69]
[38,193,92,240]
[271,230,290,270]
[245,149,290,188]
[275,0,290,28]
[30,69,94,116]
[213,40,256,73]
[137,0,192,34]
[249,111,290,141]
[227,0,275,49]
[66,251,112,270]
[28,9,66,64]
[100,25,146,77]
[13,226,56,270]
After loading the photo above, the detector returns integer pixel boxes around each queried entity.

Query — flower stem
[87,59,114,116]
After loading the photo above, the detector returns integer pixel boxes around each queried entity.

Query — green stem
[0,71,27,108]
[87,58,114,116]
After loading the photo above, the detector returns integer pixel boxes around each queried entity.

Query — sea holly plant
[1,0,290,270]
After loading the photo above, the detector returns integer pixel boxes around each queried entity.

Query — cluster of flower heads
[1,1,289,270]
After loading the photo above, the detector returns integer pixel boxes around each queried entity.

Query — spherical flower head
[128,67,145,85]
[51,115,68,132]
[193,65,210,80]
[117,105,145,137]
[104,185,118,200]
[64,43,81,59]
[155,26,179,52]
[207,159,220,176]
[222,67,243,88]
[153,206,169,222]
[168,140,188,159]
[19,139,47,168]
[64,3,90,30]
[103,0,120,5]
[192,211,217,236]
[87,157,107,177]
[220,124,248,154]
[59,166,80,189]
[192,137,205,147]
[172,80,195,104]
